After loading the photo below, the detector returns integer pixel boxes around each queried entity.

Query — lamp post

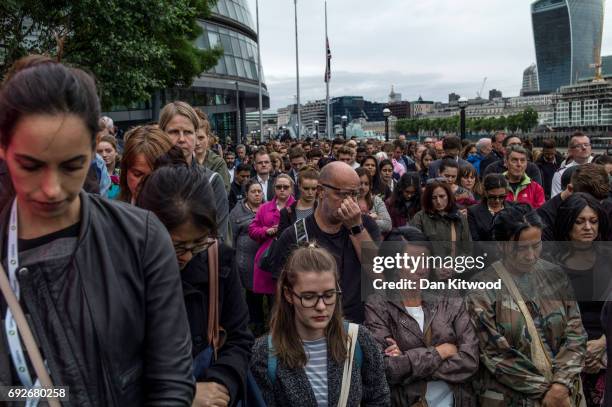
[458,97,468,140]
[314,120,319,139]
[341,115,348,139]
[383,108,392,141]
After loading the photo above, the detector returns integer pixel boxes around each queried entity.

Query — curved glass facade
[532,0,604,93]
[211,0,255,31]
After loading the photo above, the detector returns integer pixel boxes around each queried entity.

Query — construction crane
[477,77,487,99]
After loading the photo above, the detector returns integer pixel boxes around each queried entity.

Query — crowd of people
[1,55,612,407]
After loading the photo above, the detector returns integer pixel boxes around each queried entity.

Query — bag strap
[294,217,309,244]
[0,264,61,407]
[207,240,221,360]
[338,322,359,407]
[492,261,553,379]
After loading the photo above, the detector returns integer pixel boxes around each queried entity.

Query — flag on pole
[324,37,331,83]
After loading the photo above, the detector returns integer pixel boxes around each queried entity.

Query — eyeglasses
[290,289,342,308]
[173,236,216,257]
[487,194,507,201]
[570,143,591,149]
[275,184,291,190]
[320,183,360,199]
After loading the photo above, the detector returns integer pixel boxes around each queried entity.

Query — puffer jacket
[230,199,260,290]
[364,294,479,406]
[0,192,194,406]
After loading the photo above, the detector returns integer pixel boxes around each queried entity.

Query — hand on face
[337,197,362,229]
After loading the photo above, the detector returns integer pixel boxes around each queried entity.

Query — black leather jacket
[0,192,195,406]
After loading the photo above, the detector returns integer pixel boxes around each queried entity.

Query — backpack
[266,320,363,384]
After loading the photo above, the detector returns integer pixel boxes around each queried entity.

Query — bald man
[266,162,381,322]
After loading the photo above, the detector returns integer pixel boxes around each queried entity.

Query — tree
[0,0,223,109]
[520,107,539,133]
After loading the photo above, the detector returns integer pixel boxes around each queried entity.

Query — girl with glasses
[249,174,296,307]
[137,164,253,407]
[250,244,390,406]
[467,174,509,242]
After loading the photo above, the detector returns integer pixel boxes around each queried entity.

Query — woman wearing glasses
[249,174,296,301]
[250,244,390,406]
[137,164,253,407]
[467,174,509,241]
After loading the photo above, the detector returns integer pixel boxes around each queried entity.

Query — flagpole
[294,0,301,140]
[256,0,263,142]
[325,0,331,139]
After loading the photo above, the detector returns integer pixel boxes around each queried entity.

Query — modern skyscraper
[531,0,605,93]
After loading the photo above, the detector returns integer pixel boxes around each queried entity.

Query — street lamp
[383,108,392,141]
[458,97,468,140]
[314,120,319,139]
[341,115,348,139]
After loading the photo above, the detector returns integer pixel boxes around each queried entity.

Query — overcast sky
[245,0,612,111]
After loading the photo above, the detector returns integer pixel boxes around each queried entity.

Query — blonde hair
[159,101,200,132]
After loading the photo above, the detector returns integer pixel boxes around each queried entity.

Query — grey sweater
[250,324,391,406]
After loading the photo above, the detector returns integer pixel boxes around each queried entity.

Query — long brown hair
[119,125,173,202]
[355,167,373,210]
[270,244,347,369]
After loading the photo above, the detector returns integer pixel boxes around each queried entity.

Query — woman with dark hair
[418,148,436,187]
[365,228,479,407]
[438,159,475,206]
[137,165,253,407]
[230,179,266,336]
[385,172,421,228]
[362,155,390,200]
[553,193,611,406]
[411,180,471,243]
[250,244,390,406]
[356,167,392,233]
[466,205,587,407]
[0,56,193,404]
[379,159,396,194]
[96,134,121,199]
[458,164,483,201]
[467,174,509,241]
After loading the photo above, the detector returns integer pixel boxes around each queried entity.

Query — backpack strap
[342,321,362,369]
[267,335,278,385]
[294,217,309,244]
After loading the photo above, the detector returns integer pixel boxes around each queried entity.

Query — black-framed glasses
[487,194,507,201]
[290,289,342,308]
[173,236,216,257]
[320,183,360,199]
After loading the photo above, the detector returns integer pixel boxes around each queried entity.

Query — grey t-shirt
[303,337,328,406]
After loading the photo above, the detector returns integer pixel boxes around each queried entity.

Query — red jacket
[504,173,545,209]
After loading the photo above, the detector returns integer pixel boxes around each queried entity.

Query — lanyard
[5,199,43,406]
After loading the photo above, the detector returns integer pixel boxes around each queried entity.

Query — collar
[257,175,269,184]
[503,171,531,186]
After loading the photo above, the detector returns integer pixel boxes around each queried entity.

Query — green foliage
[0,0,223,109]
[395,108,540,136]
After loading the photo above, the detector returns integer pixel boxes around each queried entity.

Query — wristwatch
[349,224,365,235]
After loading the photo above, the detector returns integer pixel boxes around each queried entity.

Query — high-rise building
[521,63,540,95]
[448,93,460,103]
[489,89,503,100]
[531,0,605,93]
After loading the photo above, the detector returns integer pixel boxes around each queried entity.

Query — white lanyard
[5,199,43,406]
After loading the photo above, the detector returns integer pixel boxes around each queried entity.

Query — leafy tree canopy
[0,0,223,109]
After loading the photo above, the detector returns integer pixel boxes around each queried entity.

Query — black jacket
[182,244,254,406]
[467,202,496,242]
[229,181,245,211]
[479,150,503,177]
[0,160,13,212]
[0,193,194,406]
[535,152,563,200]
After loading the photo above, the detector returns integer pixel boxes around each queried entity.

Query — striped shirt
[303,337,328,406]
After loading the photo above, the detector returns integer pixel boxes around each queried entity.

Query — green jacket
[465,259,587,406]
[203,150,231,193]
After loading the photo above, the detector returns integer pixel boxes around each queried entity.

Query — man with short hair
[503,145,544,209]
[331,138,345,158]
[482,136,543,186]
[470,138,492,174]
[254,148,275,201]
[288,146,307,198]
[392,140,416,177]
[229,163,252,211]
[235,144,247,167]
[365,141,375,156]
[551,132,593,197]
[480,131,506,174]
[307,148,324,167]
[356,146,367,165]
[225,151,236,183]
[535,138,563,200]
[267,162,381,323]
[428,136,470,178]
[336,146,354,165]
[423,137,435,149]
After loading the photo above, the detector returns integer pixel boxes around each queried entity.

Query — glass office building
[105,0,269,142]
[531,0,604,93]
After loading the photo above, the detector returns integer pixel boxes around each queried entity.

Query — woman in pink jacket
[249,174,296,302]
